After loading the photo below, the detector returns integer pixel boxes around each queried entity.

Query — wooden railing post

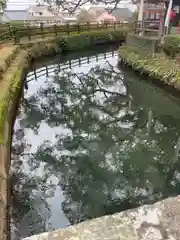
[66,23,69,35]
[45,65,48,77]
[113,21,116,30]
[14,29,20,44]
[152,41,156,56]
[54,24,57,36]
[8,24,13,38]
[77,24,80,34]
[142,20,145,36]
[133,20,137,34]
[87,21,90,30]
[27,25,31,41]
[40,22,44,38]
[159,18,164,37]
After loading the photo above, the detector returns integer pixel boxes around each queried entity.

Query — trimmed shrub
[26,29,127,59]
[162,35,180,57]
[59,29,127,52]
[119,45,180,88]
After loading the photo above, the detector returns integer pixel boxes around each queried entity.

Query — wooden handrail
[135,20,161,24]
[0,21,128,44]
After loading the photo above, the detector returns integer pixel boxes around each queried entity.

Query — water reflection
[11,47,180,238]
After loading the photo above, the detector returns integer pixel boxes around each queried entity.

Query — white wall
[28,7,54,17]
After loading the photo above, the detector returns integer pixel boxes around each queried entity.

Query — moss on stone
[162,35,180,57]
[0,46,20,78]
[0,50,28,143]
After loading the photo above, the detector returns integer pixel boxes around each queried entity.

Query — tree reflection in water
[11,55,180,237]
[11,118,55,238]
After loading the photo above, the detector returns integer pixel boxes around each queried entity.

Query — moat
[11,45,180,238]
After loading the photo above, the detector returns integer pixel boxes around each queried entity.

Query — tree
[42,0,138,13]
[77,9,96,23]
[0,0,6,13]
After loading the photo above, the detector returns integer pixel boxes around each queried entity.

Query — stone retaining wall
[0,83,23,240]
[24,196,180,240]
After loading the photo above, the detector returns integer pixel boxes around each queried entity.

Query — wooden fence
[0,21,128,44]
[26,50,118,82]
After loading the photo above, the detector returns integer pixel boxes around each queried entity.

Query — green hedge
[119,45,180,87]
[25,29,127,59]
[59,29,127,51]
[162,35,180,57]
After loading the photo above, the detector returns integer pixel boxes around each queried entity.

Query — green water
[11,45,180,238]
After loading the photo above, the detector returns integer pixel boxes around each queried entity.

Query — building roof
[28,5,49,12]
[88,7,106,16]
[27,15,64,21]
[109,8,133,21]
[133,0,168,2]
[62,7,82,16]
[1,10,28,21]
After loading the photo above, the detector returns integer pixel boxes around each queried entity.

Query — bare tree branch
[72,69,128,100]
[43,0,136,13]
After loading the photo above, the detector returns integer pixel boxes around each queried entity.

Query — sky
[6,0,137,11]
